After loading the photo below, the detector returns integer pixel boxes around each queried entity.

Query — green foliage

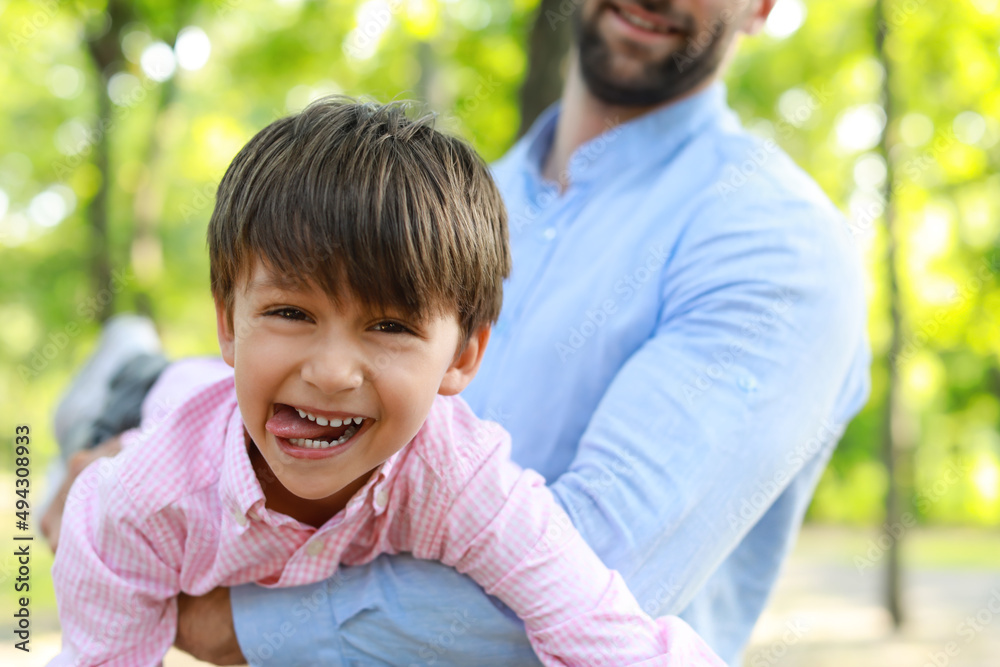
[1,0,997,525]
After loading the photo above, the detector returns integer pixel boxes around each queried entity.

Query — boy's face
[217,260,487,505]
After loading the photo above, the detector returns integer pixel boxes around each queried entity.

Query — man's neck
[541,55,715,190]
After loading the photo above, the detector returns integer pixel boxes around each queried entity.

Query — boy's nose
[300,342,365,395]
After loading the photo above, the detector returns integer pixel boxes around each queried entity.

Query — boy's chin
[284,481,347,501]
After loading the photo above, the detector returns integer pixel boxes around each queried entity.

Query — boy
[51,98,723,666]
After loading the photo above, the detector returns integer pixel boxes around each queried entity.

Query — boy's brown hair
[208,97,510,343]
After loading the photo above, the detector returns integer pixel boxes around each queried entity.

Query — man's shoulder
[113,376,237,517]
[668,124,855,260]
[690,121,831,204]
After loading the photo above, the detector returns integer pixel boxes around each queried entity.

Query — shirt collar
[516,81,732,189]
[219,407,267,524]
[219,404,400,527]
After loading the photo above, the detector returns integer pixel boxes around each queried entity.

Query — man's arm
[229,555,542,666]
[549,202,870,620]
[175,589,246,664]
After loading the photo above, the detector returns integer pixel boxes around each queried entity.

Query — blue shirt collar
[517,82,732,188]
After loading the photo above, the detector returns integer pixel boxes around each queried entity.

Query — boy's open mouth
[265,404,370,450]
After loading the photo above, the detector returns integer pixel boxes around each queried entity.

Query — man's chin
[578,43,690,106]
[582,70,675,107]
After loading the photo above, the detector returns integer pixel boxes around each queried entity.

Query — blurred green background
[0,0,998,662]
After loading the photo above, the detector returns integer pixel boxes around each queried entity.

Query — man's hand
[41,435,123,552]
[175,587,246,665]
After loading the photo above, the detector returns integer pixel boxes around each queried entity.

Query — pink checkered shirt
[51,359,722,666]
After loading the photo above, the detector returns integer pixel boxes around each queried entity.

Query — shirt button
[306,540,324,557]
[542,227,557,240]
[375,488,389,508]
[232,509,248,527]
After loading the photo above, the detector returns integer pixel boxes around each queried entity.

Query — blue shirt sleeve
[232,554,542,666]
[549,198,870,623]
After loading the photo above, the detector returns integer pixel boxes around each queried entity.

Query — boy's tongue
[266,404,351,440]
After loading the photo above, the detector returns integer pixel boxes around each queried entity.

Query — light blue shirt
[231,83,871,666]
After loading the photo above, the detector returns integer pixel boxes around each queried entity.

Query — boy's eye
[267,307,309,321]
[371,320,411,334]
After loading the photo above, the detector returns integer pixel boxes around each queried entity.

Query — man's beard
[573,2,730,107]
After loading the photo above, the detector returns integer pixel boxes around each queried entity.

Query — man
[52,0,870,664]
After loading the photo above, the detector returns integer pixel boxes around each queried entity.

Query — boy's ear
[438,325,491,396]
[215,299,236,368]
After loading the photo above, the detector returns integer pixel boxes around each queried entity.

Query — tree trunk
[84,0,134,323]
[517,0,573,137]
[874,0,905,629]
[86,69,113,323]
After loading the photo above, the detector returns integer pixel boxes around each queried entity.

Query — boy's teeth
[294,408,366,426]
[288,425,359,449]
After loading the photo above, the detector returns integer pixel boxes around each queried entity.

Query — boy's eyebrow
[250,274,304,292]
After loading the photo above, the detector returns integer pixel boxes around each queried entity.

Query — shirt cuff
[231,581,342,666]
